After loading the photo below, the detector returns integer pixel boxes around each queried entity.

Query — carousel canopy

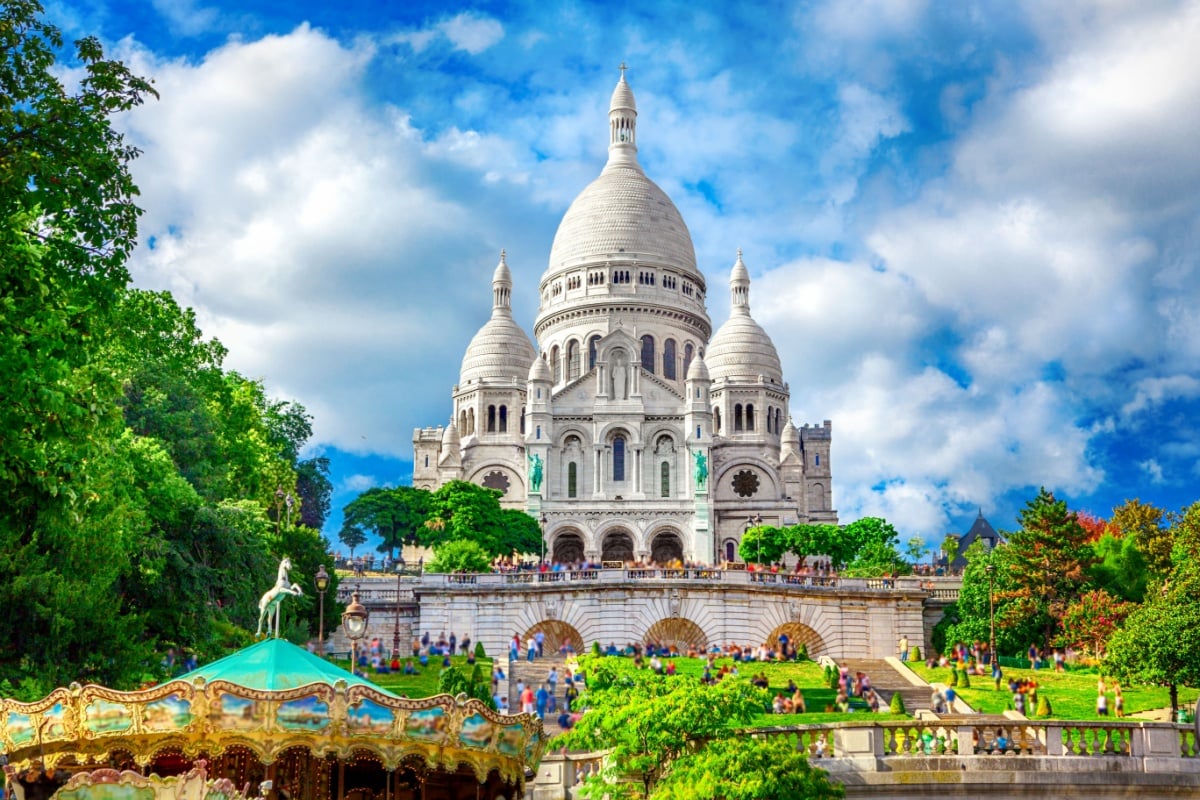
[172,639,398,696]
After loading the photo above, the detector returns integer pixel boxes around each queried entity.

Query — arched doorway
[552,530,586,564]
[644,618,708,652]
[524,620,585,655]
[601,530,635,562]
[723,539,737,563]
[650,531,683,565]
[766,622,826,658]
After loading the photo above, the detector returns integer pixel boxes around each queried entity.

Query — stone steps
[837,658,930,714]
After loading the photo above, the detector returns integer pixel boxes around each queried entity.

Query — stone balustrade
[529,721,1200,800]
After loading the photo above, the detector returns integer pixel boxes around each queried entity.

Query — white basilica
[413,72,837,565]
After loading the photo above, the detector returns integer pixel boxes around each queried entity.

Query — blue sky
[51,0,1200,545]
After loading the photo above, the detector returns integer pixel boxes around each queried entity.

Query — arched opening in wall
[663,339,677,380]
[644,618,707,653]
[724,539,737,563]
[766,622,826,658]
[524,620,584,655]
[499,405,508,433]
[611,434,627,482]
[766,405,773,433]
[641,335,655,373]
[714,406,722,434]
[588,335,600,370]
[550,345,561,383]
[746,404,755,431]
[775,408,782,435]
[552,530,586,564]
[809,483,826,511]
[734,404,744,432]
[458,409,467,434]
[466,408,474,435]
[601,530,635,562]
[567,340,581,379]
[650,531,683,565]
[520,405,526,435]
[567,462,578,498]
[487,405,497,433]
[683,343,695,377]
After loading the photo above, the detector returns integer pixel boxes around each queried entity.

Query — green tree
[344,486,432,558]
[496,507,542,557]
[295,456,333,530]
[786,523,840,562]
[738,525,788,564]
[1004,488,1095,647]
[943,541,1037,658]
[1106,559,1200,714]
[558,660,770,799]
[338,522,367,559]
[1088,531,1148,602]
[941,534,960,569]
[652,735,844,800]
[906,535,926,566]
[1112,499,1170,576]
[427,539,492,574]
[843,538,908,578]
[424,481,538,557]
[0,0,157,693]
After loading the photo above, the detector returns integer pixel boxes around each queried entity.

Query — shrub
[796,643,809,661]
[948,669,958,687]
[889,692,906,714]
[592,641,601,656]
[474,641,486,658]
[909,646,922,661]
[1036,695,1052,717]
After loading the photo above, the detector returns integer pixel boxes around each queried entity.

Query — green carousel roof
[174,637,399,696]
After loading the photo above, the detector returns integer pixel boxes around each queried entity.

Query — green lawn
[906,662,1199,720]
[341,654,906,726]
[330,655,494,698]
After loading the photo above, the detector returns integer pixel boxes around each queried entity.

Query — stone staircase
[837,658,930,714]
[506,655,574,730]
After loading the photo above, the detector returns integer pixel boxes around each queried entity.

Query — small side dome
[439,421,461,466]
[781,417,800,455]
[610,72,636,113]
[528,355,552,383]
[493,249,512,284]
[459,318,537,385]
[706,251,783,383]
[440,421,460,449]
[686,353,710,382]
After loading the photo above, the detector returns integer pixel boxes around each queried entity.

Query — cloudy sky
[52,0,1200,544]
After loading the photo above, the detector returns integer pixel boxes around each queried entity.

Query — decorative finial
[619,62,628,80]
[737,247,743,259]
[500,248,507,263]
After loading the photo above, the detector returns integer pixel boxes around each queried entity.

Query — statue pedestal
[692,487,712,564]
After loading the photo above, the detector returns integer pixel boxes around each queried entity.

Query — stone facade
[414,73,837,565]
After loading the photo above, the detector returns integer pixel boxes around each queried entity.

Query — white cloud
[150,0,218,36]
[341,474,380,493]
[390,12,504,55]
[1121,376,1200,419]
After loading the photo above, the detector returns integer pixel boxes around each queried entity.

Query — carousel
[0,562,543,800]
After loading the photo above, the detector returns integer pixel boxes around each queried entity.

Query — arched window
[776,409,782,435]
[568,462,577,498]
[641,335,655,373]
[588,335,600,370]
[683,343,694,377]
[725,540,736,563]
[550,346,561,383]
[613,436,626,482]
[714,407,722,434]
[766,406,773,434]
[661,461,670,497]
[467,408,475,435]
[746,404,755,431]
[424,455,429,468]
[520,406,526,435]
[734,404,744,432]
[568,340,580,380]
[459,410,467,433]
[487,405,497,433]
[499,405,508,433]
[663,339,677,380]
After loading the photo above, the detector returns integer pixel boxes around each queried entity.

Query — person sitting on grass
[793,689,806,713]
[835,688,851,713]
[404,660,418,675]
[418,653,429,668]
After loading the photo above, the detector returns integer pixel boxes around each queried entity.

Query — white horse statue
[257,557,303,638]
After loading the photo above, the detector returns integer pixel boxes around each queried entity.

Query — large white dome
[547,163,699,277]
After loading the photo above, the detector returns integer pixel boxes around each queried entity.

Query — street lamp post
[986,563,997,667]
[746,514,763,565]
[314,564,329,654]
[342,587,369,675]
[391,562,403,659]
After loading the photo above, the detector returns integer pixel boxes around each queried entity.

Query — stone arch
[809,482,826,511]
[650,530,684,564]
[644,618,708,652]
[524,620,584,655]
[601,529,635,562]
[765,622,827,658]
[552,529,586,563]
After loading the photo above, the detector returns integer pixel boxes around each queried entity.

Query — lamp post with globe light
[342,588,369,675]
[314,564,329,653]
